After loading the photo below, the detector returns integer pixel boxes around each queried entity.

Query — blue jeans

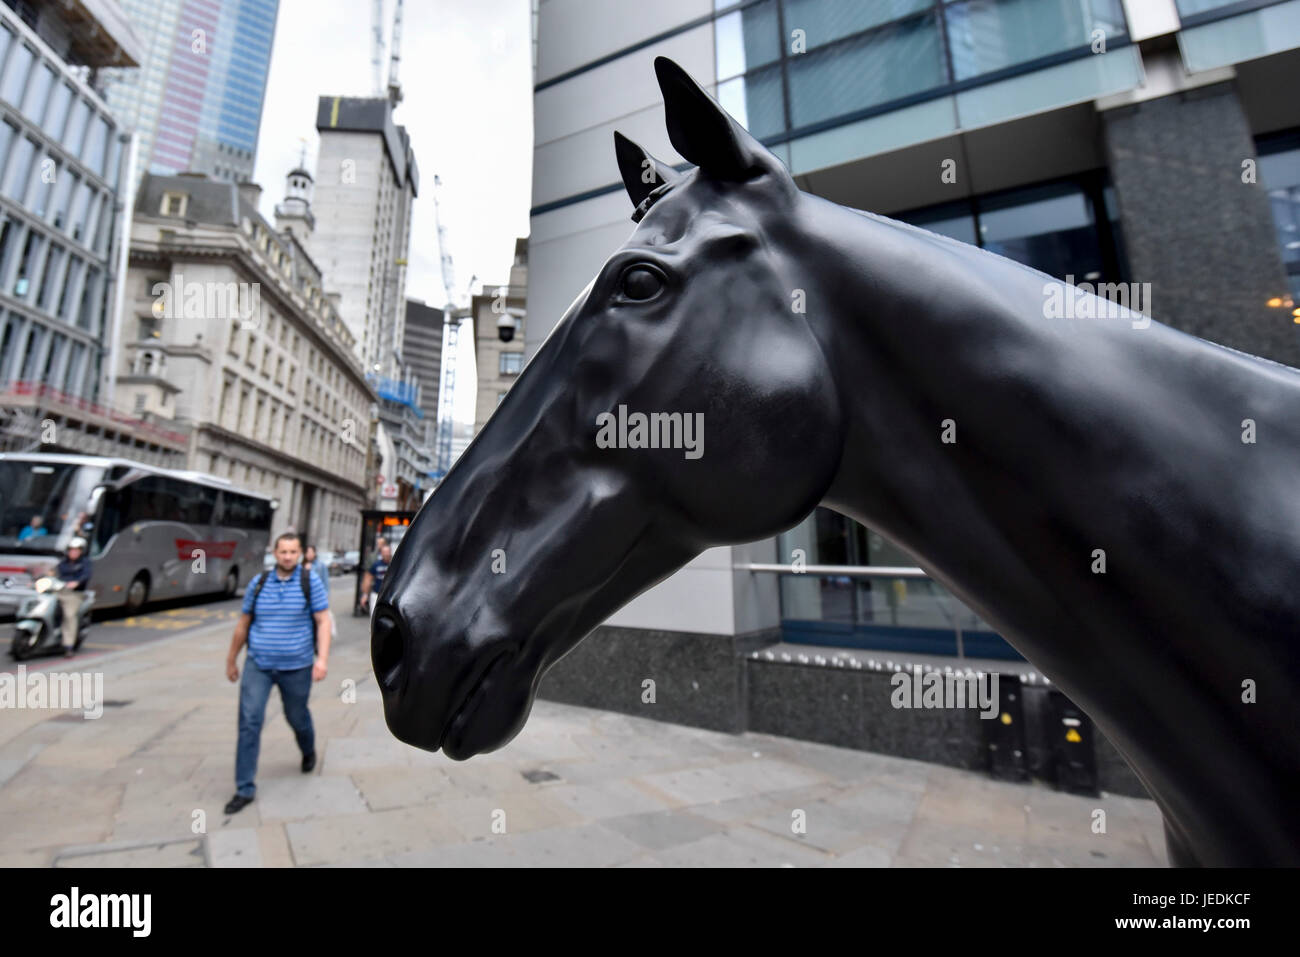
[235,658,314,798]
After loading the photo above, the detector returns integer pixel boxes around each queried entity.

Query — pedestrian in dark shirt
[361,539,393,617]
[55,536,91,657]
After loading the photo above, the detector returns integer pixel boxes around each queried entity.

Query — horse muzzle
[371,607,534,759]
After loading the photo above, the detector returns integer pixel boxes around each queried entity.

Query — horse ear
[613,131,680,209]
[654,56,778,182]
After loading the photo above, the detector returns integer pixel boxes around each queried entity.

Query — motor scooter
[9,577,94,661]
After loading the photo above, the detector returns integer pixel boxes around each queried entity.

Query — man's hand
[312,657,328,681]
[226,657,239,682]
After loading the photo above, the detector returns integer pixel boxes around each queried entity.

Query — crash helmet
[66,536,88,552]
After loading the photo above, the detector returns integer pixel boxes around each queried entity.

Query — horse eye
[620,265,664,301]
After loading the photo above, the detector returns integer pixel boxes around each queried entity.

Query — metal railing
[736,562,967,658]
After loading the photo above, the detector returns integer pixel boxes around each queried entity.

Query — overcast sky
[251,0,534,420]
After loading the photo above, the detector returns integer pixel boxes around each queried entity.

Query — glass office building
[526,0,1300,667]
[0,2,136,409]
[101,0,278,182]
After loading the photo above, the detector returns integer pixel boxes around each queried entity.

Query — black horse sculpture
[373,57,1300,867]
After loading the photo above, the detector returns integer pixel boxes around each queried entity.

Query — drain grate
[521,769,561,784]
[48,699,131,721]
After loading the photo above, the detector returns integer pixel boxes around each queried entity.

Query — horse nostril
[372,612,404,692]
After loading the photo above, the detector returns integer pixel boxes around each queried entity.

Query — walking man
[360,538,392,617]
[223,531,331,814]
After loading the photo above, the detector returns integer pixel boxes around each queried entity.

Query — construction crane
[370,0,384,96]
[432,175,473,481]
[387,0,404,105]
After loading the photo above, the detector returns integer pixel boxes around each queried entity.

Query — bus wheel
[224,568,238,597]
[125,574,150,614]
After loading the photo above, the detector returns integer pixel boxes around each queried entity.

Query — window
[134,392,146,413]
[12,230,43,299]
[42,82,73,140]
[1257,131,1300,303]
[499,352,523,375]
[20,61,54,124]
[30,156,58,218]
[895,176,1121,288]
[63,97,90,156]
[35,243,64,311]
[68,181,93,242]
[3,136,36,200]
[19,325,45,379]
[57,256,82,320]
[51,170,78,231]
[77,267,101,331]
[0,122,14,176]
[219,493,272,530]
[0,42,33,106]
[137,314,161,340]
[160,191,187,217]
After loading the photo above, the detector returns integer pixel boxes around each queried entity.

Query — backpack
[247,565,318,651]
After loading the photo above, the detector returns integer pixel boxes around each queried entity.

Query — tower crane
[432,175,474,481]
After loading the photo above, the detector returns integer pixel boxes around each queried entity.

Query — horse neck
[792,195,1300,854]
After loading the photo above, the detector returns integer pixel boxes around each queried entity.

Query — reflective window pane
[20,61,53,123]
[1176,0,1256,15]
[898,201,977,245]
[715,0,780,80]
[3,136,36,200]
[945,0,1127,81]
[1258,137,1300,301]
[718,63,785,138]
[63,97,90,156]
[29,154,56,217]
[781,0,932,51]
[43,82,72,140]
[1,42,33,105]
[82,114,109,178]
[787,12,945,128]
[978,183,1104,281]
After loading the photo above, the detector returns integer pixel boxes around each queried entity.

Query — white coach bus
[0,453,274,614]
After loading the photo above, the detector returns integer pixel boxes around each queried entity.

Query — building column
[1101,82,1298,367]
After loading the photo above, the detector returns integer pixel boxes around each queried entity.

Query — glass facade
[777,174,1126,657]
[0,12,125,401]
[102,0,278,182]
[715,0,1128,143]
[1258,130,1300,304]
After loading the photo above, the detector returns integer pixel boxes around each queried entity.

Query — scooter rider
[55,537,91,658]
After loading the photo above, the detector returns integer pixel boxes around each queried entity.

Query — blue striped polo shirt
[242,565,329,670]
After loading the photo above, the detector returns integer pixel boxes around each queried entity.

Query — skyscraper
[101,0,279,182]
[309,95,417,377]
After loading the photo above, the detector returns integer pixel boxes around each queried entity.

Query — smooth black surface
[374,57,1300,866]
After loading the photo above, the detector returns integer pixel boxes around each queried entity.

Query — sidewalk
[0,591,1168,867]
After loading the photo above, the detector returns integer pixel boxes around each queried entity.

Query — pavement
[0,579,1169,867]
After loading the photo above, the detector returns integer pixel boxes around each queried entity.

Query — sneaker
[301,751,316,773]
[224,794,254,814]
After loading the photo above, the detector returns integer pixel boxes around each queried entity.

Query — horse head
[372,57,845,759]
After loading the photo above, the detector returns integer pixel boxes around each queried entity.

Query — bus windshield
[0,460,106,554]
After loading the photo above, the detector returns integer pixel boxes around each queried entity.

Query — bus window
[169,479,216,525]
[93,487,125,556]
[0,460,78,549]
